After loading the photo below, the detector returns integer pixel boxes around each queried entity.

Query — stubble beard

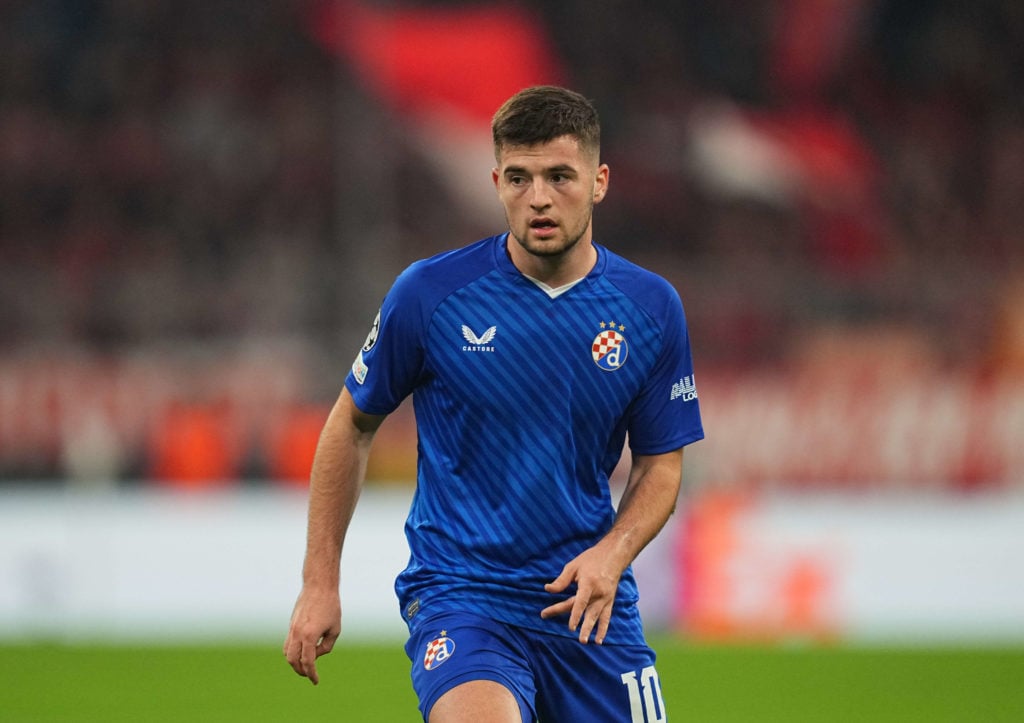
[507,202,594,261]
[510,227,583,259]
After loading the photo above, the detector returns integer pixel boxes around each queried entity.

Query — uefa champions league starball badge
[592,321,628,371]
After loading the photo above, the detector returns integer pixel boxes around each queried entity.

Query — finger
[594,604,613,645]
[577,603,601,644]
[540,596,575,620]
[317,631,339,657]
[598,606,610,639]
[569,592,590,634]
[300,640,320,685]
[544,566,575,594]
[285,634,307,677]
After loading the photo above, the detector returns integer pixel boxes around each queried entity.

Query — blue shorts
[404,610,667,722]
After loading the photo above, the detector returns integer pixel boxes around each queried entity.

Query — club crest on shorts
[592,321,629,371]
[423,634,455,671]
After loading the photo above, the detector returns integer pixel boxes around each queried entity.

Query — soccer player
[284,85,704,722]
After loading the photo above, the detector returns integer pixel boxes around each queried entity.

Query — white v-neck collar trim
[523,274,586,299]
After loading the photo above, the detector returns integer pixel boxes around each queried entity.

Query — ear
[491,167,501,191]
[593,163,610,204]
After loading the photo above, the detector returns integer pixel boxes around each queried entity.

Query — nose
[529,178,552,210]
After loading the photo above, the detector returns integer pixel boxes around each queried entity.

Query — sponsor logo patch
[461,324,497,352]
[671,374,698,401]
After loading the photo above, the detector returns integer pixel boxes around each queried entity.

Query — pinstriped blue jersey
[345,233,704,645]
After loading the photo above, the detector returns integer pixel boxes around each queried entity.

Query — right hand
[283,586,341,685]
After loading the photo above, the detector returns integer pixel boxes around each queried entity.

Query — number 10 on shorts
[621,665,666,722]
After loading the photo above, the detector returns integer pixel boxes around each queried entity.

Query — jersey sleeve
[344,263,428,415]
[626,281,704,455]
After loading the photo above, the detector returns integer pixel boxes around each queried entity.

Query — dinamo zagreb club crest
[592,326,628,371]
[423,635,455,671]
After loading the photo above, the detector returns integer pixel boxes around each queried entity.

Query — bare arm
[541,447,684,644]
[283,387,385,684]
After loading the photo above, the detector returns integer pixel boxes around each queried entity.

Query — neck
[506,237,597,288]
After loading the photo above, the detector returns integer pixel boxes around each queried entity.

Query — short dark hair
[491,86,601,162]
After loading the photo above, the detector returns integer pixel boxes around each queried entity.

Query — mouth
[529,218,558,235]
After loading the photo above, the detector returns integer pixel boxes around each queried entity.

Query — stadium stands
[1,0,1022,487]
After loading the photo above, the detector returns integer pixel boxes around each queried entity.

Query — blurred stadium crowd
[2,0,1023,485]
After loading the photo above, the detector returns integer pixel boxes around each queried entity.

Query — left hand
[540,544,625,644]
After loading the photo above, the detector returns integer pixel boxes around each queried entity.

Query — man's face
[492,135,609,262]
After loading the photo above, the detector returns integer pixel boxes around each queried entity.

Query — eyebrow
[502,163,578,176]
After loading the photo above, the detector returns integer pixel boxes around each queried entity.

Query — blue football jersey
[345,233,704,645]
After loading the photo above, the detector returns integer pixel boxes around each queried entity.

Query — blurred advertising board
[672,491,1024,643]
[1,487,1022,644]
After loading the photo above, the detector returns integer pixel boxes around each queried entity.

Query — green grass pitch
[2,637,1022,721]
